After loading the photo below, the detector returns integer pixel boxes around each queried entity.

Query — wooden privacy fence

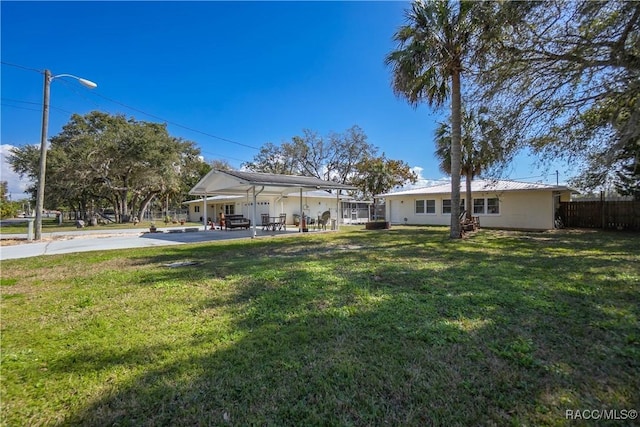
[560,201,640,231]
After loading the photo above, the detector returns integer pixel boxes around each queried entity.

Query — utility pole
[33,70,97,240]
[35,69,52,241]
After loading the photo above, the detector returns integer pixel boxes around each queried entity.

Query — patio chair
[278,213,287,231]
[306,215,315,228]
[261,213,270,231]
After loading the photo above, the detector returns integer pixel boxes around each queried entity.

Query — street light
[35,69,97,240]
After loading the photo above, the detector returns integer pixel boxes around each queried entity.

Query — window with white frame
[472,198,500,215]
[487,198,500,214]
[473,198,485,214]
[194,206,200,213]
[442,199,465,214]
[224,204,235,215]
[415,199,436,214]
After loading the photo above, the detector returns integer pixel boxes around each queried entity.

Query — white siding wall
[385,190,556,230]
[480,191,554,230]
[282,197,337,223]
[186,202,220,222]
[186,196,340,225]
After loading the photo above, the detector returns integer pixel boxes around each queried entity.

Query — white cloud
[393,166,450,191]
[0,144,33,200]
[383,166,450,193]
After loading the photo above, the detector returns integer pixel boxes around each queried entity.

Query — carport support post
[336,191,340,231]
[251,186,257,238]
[299,188,303,233]
[203,193,207,231]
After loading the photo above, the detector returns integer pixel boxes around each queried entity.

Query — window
[426,200,435,214]
[416,199,435,215]
[442,199,465,214]
[473,198,485,214]
[194,206,200,213]
[487,198,500,214]
[224,204,235,215]
[471,198,500,215]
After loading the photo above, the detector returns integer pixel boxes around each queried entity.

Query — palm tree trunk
[449,69,463,239]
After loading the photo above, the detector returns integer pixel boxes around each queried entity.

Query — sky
[1,1,572,200]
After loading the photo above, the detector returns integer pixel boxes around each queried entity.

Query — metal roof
[182,195,244,204]
[183,190,352,205]
[377,179,576,197]
[189,169,356,197]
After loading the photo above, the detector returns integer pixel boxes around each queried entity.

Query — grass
[1,226,638,426]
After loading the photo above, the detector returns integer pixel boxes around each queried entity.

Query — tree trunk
[465,171,473,220]
[449,70,463,239]
[136,193,157,222]
[120,189,129,223]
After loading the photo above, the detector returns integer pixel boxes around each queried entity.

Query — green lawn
[1,227,638,426]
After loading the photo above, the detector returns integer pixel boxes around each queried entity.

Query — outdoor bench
[224,214,251,230]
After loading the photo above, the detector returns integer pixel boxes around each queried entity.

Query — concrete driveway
[0,226,306,260]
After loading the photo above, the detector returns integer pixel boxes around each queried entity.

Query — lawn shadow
[59,228,639,425]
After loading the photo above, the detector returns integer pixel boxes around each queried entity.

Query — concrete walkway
[0,225,309,260]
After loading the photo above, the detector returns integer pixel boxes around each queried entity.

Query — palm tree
[386,0,478,239]
[434,108,510,220]
[435,118,477,221]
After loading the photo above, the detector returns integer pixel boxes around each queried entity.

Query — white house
[183,190,358,225]
[377,179,575,230]
[187,170,365,235]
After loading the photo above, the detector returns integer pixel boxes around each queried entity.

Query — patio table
[268,217,279,231]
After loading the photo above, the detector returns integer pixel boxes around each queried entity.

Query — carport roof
[189,170,356,196]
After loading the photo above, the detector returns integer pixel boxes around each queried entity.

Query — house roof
[377,179,575,197]
[183,190,352,205]
[189,170,356,197]
[182,195,244,205]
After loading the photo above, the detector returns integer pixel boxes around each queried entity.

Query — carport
[189,170,356,237]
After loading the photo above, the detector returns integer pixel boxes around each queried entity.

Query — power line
[0,61,42,73]
[2,97,41,106]
[2,60,261,151]
[2,97,255,165]
[91,91,261,150]
[2,99,76,115]
[1,103,41,113]
[199,149,248,165]
[509,174,548,181]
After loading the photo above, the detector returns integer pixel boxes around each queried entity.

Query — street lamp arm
[34,69,97,240]
[50,73,98,89]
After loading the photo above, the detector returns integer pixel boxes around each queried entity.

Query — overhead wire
[91,91,261,150]
[1,61,261,162]
[2,98,75,115]
[2,61,563,178]
[0,61,42,73]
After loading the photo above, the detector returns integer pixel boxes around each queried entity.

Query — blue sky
[1,1,571,199]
